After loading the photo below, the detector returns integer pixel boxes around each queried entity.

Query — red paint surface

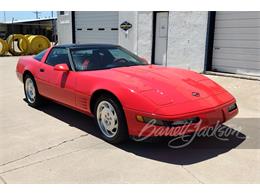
[16,48,238,136]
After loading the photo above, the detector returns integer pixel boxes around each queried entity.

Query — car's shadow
[30,100,246,165]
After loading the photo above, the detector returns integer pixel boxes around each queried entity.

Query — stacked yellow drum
[0,38,9,56]
[0,34,51,56]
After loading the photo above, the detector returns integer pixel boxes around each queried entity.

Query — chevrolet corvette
[16,44,238,143]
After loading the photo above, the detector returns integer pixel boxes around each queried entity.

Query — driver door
[36,47,76,107]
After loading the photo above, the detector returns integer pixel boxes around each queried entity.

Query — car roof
[54,43,120,49]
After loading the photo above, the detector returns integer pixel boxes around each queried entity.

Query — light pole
[33,11,41,19]
[3,11,6,22]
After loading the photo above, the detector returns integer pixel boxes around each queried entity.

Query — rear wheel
[24,74,43,107]
[94,95,128,144]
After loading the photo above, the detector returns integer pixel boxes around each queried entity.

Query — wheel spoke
[96,100,119,138]
[25,78,36,104]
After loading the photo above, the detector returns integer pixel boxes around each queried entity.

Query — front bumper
[124,99,238,137]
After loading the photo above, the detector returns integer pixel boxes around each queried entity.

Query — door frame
[151,11,169,65]
[204,11,216,72]
[72,11,76,44]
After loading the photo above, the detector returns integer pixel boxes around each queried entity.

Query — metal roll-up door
[75,11,119,44]
[212,11,260,76]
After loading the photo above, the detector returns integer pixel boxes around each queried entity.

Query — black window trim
[68,48,76,71]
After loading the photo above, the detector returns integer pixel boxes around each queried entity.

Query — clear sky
[0,11,57,22]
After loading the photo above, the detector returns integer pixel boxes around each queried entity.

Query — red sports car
[16,44,238,143]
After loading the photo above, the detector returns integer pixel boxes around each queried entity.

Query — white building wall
[118,12,138,53]
[57,11,73,44]
[118,11,208,68]
[166,11,208,72]
[118,11,153,63]
[56,11,209,72]
[137,11,153,63]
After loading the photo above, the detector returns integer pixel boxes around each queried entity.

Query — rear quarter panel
[16,48,51,82]
[16,56,39,82]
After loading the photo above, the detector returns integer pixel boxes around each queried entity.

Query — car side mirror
[140,57,149,64]
[54,63,69,72]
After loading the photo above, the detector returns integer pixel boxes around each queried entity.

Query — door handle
[40,68,45,72]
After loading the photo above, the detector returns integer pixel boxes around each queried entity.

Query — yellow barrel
[7,34,29,56]
[19,35,51,55]
[19,34,32,54]
[0,38,9,56]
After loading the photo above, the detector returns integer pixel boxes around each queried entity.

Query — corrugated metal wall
[212,11,260,76]
[75,11,119,44]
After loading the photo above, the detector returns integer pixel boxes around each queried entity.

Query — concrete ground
[0,56,259,184]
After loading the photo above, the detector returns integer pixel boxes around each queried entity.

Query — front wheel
[24,74,43,107]
[94,95,128,144]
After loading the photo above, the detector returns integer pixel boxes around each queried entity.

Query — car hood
[98,65,229,106]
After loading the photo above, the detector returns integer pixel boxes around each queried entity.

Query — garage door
[75,11,119,44]
[212,11,260,76]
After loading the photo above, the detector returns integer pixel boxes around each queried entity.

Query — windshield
[70,46,148,71]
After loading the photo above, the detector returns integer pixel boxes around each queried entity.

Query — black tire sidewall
[94,95,128,144]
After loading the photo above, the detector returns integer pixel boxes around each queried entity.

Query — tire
[94,95,128,144]
[24,74,43,107]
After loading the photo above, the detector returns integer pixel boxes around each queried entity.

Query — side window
[34,49,47,62]
[45,48,70,67]
[71,49,93,71]
[71,48,114,71]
